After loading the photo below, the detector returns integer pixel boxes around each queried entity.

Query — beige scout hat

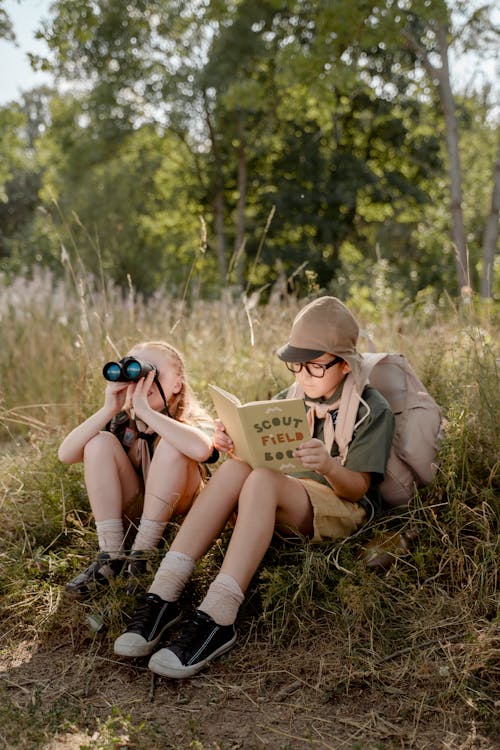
[277,296,368,390]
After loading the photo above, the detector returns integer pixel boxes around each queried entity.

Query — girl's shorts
[296,478,367,542]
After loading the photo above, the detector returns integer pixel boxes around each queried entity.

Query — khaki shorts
[296,478,367,542]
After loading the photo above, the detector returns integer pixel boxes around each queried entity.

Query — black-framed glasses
[285,356,342,378]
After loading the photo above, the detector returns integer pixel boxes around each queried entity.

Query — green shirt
[276,381,395,513]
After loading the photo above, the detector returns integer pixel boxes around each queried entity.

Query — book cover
[208,384,310,473]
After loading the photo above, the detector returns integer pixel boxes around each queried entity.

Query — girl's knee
[83,431,119,461]
[153,439,186,464]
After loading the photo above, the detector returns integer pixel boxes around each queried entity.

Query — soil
[2,625,498,750]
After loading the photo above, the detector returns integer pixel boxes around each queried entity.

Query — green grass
[0,269,498,749]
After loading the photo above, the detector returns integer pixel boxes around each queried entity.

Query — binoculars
[102,356,158,382]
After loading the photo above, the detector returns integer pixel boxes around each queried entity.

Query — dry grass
[0,269,498,749]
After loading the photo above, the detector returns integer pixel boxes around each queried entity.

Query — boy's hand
[293,438,332,474]
[213,419,234,454]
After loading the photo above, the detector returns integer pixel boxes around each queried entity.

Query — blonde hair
[129,341,211,424]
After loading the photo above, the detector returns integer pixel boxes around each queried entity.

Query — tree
[0,1,14,41]
[376,0,499,297]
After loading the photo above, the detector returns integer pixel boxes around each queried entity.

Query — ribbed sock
[95,518,125,558]
[148,550,195,601]
[198,573,244,626]
[131,518,167,552]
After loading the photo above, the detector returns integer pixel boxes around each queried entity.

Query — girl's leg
[130,439,202,553]
[65,432,140,597]
[84,432,140,521]
[83,432,140,554]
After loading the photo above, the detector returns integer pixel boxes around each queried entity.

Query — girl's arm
[132,374,214,463]
[58,382,130,464]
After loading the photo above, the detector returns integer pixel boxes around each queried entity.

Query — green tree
[36,93,217,294]
[373,0,499,297]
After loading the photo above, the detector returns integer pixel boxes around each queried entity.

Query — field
[0,270,498,749]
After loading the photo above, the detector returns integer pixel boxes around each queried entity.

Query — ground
[2,623,498,750]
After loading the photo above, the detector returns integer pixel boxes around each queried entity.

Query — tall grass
[0,267,498,748]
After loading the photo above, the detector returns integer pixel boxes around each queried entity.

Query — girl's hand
[213,419,234,454]
[293,438,332,474]
[131,370,156,420]
[103,381,130,414]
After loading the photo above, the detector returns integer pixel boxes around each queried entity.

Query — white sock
[132,518,167,552]
[95,518,125,559]
[148,550,195,602]
[198,573,244,626]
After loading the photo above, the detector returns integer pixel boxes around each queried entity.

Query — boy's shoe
[148,610,237,679]
[64,552,125,599]
[113,593,182,658]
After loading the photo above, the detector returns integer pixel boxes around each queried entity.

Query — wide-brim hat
[277,296,370,391]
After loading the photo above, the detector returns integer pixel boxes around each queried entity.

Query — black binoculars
[102,356,158,382]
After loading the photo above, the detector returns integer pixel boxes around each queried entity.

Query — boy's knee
[245,466,281,490]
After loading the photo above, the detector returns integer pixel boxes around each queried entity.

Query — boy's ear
[341,361,351,375]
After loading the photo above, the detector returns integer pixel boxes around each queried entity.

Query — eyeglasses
[285,356,342,378]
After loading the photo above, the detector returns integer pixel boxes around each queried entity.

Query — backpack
[340,353,443,507]
[289,352,443,507]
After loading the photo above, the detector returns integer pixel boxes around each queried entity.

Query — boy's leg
[218,467,313,591]
[147,468,313,677]
[114,458,252,658]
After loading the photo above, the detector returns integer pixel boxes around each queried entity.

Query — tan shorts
[296,478,367,542]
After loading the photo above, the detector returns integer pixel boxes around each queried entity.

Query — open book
[208,384,310,473]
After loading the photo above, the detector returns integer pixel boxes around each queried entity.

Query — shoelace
[172,614,206,649]
[127,595,159,630]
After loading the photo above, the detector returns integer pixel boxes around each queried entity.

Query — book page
[208,384,250,462]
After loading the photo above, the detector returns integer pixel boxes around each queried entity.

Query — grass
[0,268,498,749]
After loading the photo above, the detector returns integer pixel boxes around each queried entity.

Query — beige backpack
[290,353,443,507]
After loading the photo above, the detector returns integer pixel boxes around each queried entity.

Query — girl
[59,341,217,598]
[113,297,395,677]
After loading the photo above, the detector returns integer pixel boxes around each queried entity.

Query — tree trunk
[234,111,247,289]
[403,24,469,294]
[480,134,500,299]
[434,26,469,292]
[203,90,227,283]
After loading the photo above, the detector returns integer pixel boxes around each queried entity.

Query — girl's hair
[130,341,212,424]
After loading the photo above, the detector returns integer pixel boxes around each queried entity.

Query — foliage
[0,0,492,299]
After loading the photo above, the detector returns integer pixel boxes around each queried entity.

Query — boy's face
[292,353,350,400]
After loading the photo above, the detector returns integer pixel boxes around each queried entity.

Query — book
[208,383,310,473]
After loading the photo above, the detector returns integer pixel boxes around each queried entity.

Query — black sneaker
[64,552,125,599]
[125,550,150,595]
[148,610,237,679]
[113,593,182,658]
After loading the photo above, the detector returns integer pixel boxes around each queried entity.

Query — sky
[0,0,53,104]
[0,0,499,109]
